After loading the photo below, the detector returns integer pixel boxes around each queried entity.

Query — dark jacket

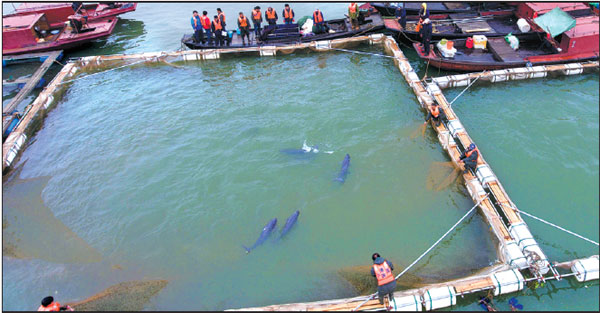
[237,16,250,29]
[265,9,278,22]
[460,148,479,163]
[191,15,201,30]
[419,7,430,20]
[371,257,394,277]
[395,6,406,19]
[425,106,446,122]
[282,8,295,22]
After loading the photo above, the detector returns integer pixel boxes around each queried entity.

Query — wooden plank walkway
[2,50,62,115]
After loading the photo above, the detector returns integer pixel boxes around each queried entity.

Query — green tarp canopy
[533,7,576,38]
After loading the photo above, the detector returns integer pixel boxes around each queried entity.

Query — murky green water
[2,2,598,311]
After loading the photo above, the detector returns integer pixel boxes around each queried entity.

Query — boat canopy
[533,7,576,38]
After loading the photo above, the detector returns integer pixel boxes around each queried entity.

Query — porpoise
[335,154,351,183]
[242,218,277,254]
[279,210,300,239]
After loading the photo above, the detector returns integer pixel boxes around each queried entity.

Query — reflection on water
[2,169,102,263]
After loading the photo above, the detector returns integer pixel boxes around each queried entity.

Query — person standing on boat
[283,4,295,24]
[238,12,251,45]
[265,7,278,26]
[348,2,360,30]
[251,6,263,38]
[313,9,326,34]
[424,102,445,127]
[212,15,224,46]
[420,18,432,55]
[395,3,406,30]
[217,8,227,32]
[459,143,479,174]
[200,11,213,44]
[191,10,203,43]
[370,253,396,306]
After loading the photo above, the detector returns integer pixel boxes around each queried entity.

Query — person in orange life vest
[424,102,446,127]
[238,12,251,45]
[200,10,213,44]
[216,8,226,32]
[348,2,360,30]
[370,253,396,305]
[212,15,224,46]
[265,7,278,25]
[251,6,263,37]
[313,9,326,34]
[459,143,479,174]
[38,296,72,311]
[282,4,295,24]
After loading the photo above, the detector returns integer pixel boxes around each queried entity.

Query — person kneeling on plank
[38,296,73,311]
[371,253,396,306]
[238,12,251,45]
[459,143,479,174]
[424,103,445,127]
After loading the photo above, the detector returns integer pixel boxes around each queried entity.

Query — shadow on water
[2,165,102,263]
[65,280,168,311]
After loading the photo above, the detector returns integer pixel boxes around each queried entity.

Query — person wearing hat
[424,102,446,127]
[37,296,72,311]
[420,17,432,55]
[370,253,396,307]
[238,12,251,45]
[251,6,263,38]
[459,143,480,174]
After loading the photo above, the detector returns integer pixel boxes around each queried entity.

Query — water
[2,2,598,311]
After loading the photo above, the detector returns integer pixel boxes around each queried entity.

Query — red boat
[413,6,599,71]
[3,13,118,55]
[5,2,137,28]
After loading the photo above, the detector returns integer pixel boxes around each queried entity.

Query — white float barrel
[422,286,456,311]
[391,294,422,311]
[489,269,525,296]
[571,256,599,282]
[517,18,531,33]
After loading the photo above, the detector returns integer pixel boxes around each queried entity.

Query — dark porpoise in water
[335,154,351,183]
[243,218,277,253]
[280,145,318,155]
[279,210,300,239]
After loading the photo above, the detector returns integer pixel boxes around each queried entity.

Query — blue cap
[468,143,476,150]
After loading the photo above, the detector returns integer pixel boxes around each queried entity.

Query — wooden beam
[3,50,62,115]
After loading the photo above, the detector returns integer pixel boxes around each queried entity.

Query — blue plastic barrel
[4,117,20,137]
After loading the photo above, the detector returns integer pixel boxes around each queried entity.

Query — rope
[59,59,147,85]
[515,209,599,246]
[352,193,490,311]
[328,48,399,60]
[448,71,486,106]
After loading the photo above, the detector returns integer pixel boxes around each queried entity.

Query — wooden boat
[370,2,516,17]
[2,13,118,55]
[385,13,544,43]
[412,15,599,71]
[182,12,384,50]
[4,2,137,28]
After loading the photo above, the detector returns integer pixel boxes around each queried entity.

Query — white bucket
[517,18,531,33]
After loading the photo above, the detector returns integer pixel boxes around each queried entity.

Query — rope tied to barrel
[59,59,147,85]
[448,71,487,107]
[352,193,490,311]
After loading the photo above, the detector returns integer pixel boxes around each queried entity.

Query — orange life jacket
[213,18,222,31]
[313,10,324,24]
[431,106,440,118]
[38,302,61,311]
[200,15,211,29]
[239,16,248,27]
[266,9,276,20]
[252,9,261,21]
[218,12,225,23]
[284,8,293,19]
[465,147,480,161]
[373,262,395,286]
[349,3,358,14]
